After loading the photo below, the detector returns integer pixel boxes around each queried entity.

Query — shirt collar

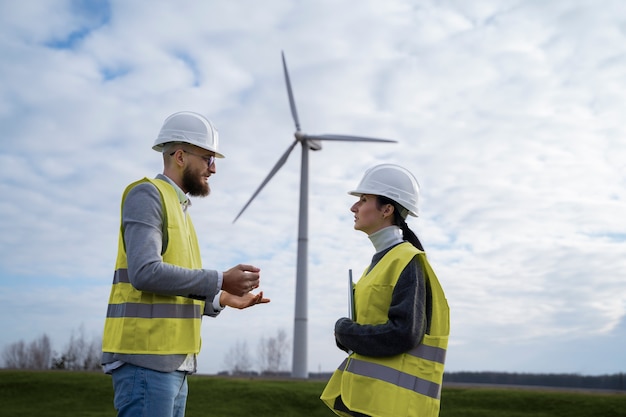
[368,225,403,253]
[156,174,191,210]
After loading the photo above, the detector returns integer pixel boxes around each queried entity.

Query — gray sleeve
[123,182,221,302]
[203,294,223,317]
[334,257,427,357]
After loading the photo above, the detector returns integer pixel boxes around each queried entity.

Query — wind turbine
[233,51,397,378]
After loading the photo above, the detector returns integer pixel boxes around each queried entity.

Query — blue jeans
[111,363,188,417]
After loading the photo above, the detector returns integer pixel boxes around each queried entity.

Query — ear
[170,149,186,167]
[382,203,395,218]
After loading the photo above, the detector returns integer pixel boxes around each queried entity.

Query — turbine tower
[233,52,396,378]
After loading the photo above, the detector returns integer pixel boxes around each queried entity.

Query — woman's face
[350,194,393,235]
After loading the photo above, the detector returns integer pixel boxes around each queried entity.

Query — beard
[182,165,210,197]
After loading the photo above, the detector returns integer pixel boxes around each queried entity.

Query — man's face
[180,148,216,197]
[182,162,210,197]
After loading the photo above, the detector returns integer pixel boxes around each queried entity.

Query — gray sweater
[102,174,222,372]
[334,226,430,357]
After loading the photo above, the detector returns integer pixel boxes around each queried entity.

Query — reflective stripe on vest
[108,269,202,320]
[339,358,442,400]
[106,302,201,319]
[113,269,130,284]
[408,343,446,365]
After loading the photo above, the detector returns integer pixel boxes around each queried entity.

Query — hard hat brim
[348,190,417,217]
[152,142,225,158]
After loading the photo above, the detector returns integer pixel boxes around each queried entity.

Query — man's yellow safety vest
[321,242,450,417]
[102,178,205,355]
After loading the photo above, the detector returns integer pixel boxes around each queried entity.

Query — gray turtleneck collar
[368,225,404,253]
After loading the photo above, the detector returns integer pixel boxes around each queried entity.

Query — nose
[350,201,358,213]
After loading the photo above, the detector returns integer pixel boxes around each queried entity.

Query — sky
[0,0,625,377]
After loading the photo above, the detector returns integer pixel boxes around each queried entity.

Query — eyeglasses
[170,149,215,167]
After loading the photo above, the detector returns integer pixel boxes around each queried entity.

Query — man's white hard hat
[153,111,224,158]
[349,163,420,217]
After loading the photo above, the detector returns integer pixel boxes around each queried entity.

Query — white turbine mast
[233,51,397,378]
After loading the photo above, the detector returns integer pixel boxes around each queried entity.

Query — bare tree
[223,340,253,375]
[2,334,52,369]
[29,334,52,369]
[257,328,290,375]
[52,325,101,370]
[2,340,28,369]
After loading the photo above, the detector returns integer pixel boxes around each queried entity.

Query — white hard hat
[152,111,224,158]
[349,164,420,217]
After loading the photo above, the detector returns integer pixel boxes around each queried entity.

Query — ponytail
[377,196,424,251]
[397,213,424,251]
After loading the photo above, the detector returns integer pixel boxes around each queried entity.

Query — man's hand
[222,264,260,296]
[220,291,270,310]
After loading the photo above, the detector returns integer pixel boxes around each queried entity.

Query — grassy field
[0,370,625,417]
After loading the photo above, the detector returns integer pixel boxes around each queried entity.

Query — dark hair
[376,196,424,251]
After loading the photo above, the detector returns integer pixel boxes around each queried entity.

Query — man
[102,111,269,417]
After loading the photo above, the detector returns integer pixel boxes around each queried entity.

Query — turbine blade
[233,139,299,223]
[282,51,301,132]
[306,133,397,143]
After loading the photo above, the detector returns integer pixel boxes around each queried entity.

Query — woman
[321,164,450,417]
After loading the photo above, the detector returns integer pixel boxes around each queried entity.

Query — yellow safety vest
[321,242,450,417]
[102,178,205,355]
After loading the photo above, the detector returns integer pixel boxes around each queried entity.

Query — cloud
[0,0,625,376]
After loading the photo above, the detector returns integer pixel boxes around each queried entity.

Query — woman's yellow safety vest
[321,242,450,417]
[102,178,205,355]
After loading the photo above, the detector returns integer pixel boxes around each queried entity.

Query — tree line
[2,326,291,376]
[2,326,101,371]
[14,327,623,390]
[4,325,626,391]
[443,371,626,391]
[221,328,290,376]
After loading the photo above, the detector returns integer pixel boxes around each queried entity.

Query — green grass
[0,370,625,417]
[441,386,626,417]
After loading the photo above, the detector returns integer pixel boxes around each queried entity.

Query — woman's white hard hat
[349,163,420,217]
[152,111,225,158]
